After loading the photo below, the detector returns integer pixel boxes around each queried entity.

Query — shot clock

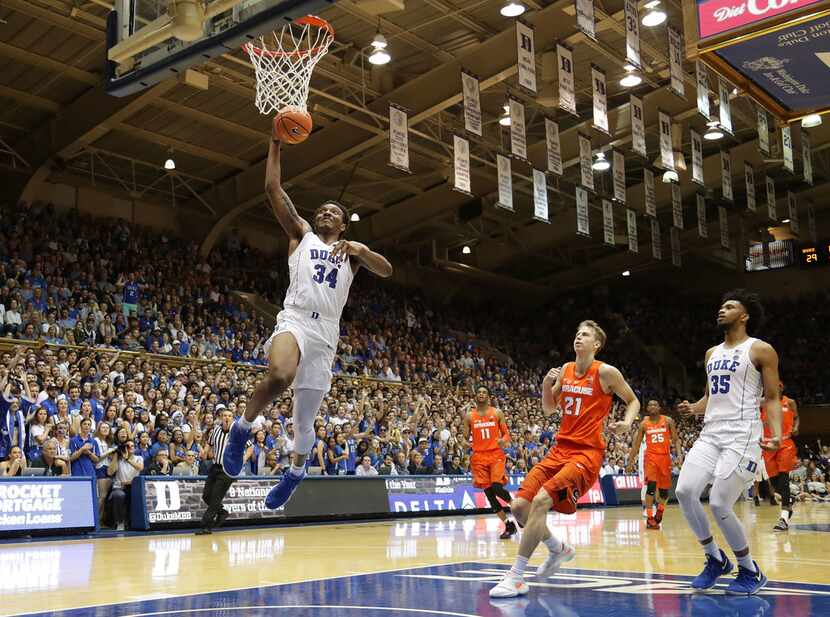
[799,243,830,268]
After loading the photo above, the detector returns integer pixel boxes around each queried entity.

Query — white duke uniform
[685,337,764,483]
[264,232,354,392]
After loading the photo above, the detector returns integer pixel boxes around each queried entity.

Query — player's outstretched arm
[754,341,782,450]
[678,347,716,416]
[626,421,645,472]
[602,364,641,433]
[330,240,393,278]
[497,408,510,448]
[668,417,684,466]
[264,139,312,243]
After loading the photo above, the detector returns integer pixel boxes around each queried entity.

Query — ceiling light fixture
[462,245,472,255]
[641,1,667,27]
[619,64,642,88]
[368,31,391,65]
[500,1,525,17]
[163,149,176,171]
[704,121,724,141]
[350,212,360,222]
[662,169,679,183]
[802,113,822,128]
[592,152,610,171]
[499,104,511,126]
[622,270,631,277]
[782,218,790,223]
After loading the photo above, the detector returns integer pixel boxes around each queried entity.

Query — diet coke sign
[697,0,822,38]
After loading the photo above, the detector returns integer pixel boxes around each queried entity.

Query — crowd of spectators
[0,202,827,529]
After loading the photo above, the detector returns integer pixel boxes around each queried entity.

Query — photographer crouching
[107,440,144,531]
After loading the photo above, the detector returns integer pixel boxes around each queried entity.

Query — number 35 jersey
[704,337,763,425]
[556,360,614,451]
[283,232,355,323]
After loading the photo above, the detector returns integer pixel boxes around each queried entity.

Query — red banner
[697,0,822,39]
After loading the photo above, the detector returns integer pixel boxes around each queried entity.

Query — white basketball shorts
[684,419,762,483]
[754,456,769,482]
[263,308,339,392]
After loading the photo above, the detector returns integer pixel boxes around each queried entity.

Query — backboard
[105,0,334,97]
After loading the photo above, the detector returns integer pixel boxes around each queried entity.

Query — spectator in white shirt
[355,455,378,477]
[107,441,144,531]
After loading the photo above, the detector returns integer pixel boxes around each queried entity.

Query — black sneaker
[215,508,230,528]
[754,495,761,507]
[195,528,213,535]
[773,518,789,532]
[500,521,517,539]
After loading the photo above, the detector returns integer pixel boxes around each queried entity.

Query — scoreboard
[799,243,830,267]
[746,239,829,271]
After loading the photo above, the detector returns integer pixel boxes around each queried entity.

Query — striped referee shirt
[209,425,231,467]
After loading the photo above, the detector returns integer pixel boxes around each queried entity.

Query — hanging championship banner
[624,0,641,68]
[579,133,594,191]
[808,203,817,243]
[576,0,596,41]
[509,98,527,161]
[630,95,646,158]
[782,125,793,173]
[532,168,549,223]
[691,129,704,186]
[644,168,656,217]
[516,20,537,94]
[697,193,708,239]
[670,227,681,268]
[721,150,733,202]
[461,71,482,137]
[627,209,638,253]
[658,110,674,171]
[667,26,685,98]
[745,163,756,213]
[651,218,662,260]
[696,61,710,119]
[557,43,577,116]
[603,199,615,246]
[613,150,626,204]
[545,118,563,176]
[496,154,513,212]
[452,135,472,195]
[803,132,813,185]
[591,66,609,134]
[718,79,733,135]
[671,184,683,230]
[757,107,770,156]
[576,186,591,237]
[388,104,410,172]
[788,191,799,235]
[766,176,777,221]
[719,207,729,249]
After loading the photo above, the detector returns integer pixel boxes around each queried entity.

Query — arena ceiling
[1,0,829,294]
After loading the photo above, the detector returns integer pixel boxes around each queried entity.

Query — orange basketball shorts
[471,450,507,489]
[763,439,797,477]
[516,446,602,514]
[644,453,672,490]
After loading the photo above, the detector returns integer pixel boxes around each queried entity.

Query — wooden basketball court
[4,502,830,616]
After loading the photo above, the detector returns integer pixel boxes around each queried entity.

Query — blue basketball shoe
[264,468,306,510]
[221,420,250,477]
[691,549,734,590]
[726,562,768,595]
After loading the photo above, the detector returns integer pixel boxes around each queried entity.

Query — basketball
[274,108,312,144]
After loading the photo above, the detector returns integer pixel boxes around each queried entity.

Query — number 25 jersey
[704,337,762,425]
[283,232,355,322]
[557,360,614,451]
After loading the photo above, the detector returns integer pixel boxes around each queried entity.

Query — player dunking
[676,290,781,595]
[490,320,640,598]
[222,137,393,509]
[462,386,516,540]
[763,382,799,531]
[626,399,683,530]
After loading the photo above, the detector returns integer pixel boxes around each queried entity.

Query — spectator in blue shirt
[69,417,100,477]
[119,273,140,317]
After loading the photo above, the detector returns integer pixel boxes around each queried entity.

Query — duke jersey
[704,337,763,424]
[283,232,355,322]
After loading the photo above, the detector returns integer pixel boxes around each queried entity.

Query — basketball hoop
[244,15,335,116]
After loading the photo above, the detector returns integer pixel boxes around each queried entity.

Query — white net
[244,16,335,116]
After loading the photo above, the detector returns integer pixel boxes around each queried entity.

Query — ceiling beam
[0,41,100,86]
[3,0,102,40]
[0,84,60,113]
[150,97,267,143]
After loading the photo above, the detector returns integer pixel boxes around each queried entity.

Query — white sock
[737,554,756,572]
[702,540,721,560]
[781,510,790,522]
[509,555,529,578]
[289,464,305,478]
[237,416,252,429]
[543,535,564,554]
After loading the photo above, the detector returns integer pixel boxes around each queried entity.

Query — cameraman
[107,441,143,531]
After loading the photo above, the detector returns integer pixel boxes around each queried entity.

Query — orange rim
[244,15,335,58]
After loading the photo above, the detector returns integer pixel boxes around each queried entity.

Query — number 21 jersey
[557,361,614,451]
[704,337,762,425]
[283,232,355,322]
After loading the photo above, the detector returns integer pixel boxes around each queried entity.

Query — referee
[197,408,238,535]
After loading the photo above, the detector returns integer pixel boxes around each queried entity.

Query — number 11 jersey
[704,337,762,425]
[283,232,355,322]
[556,360,614,451]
